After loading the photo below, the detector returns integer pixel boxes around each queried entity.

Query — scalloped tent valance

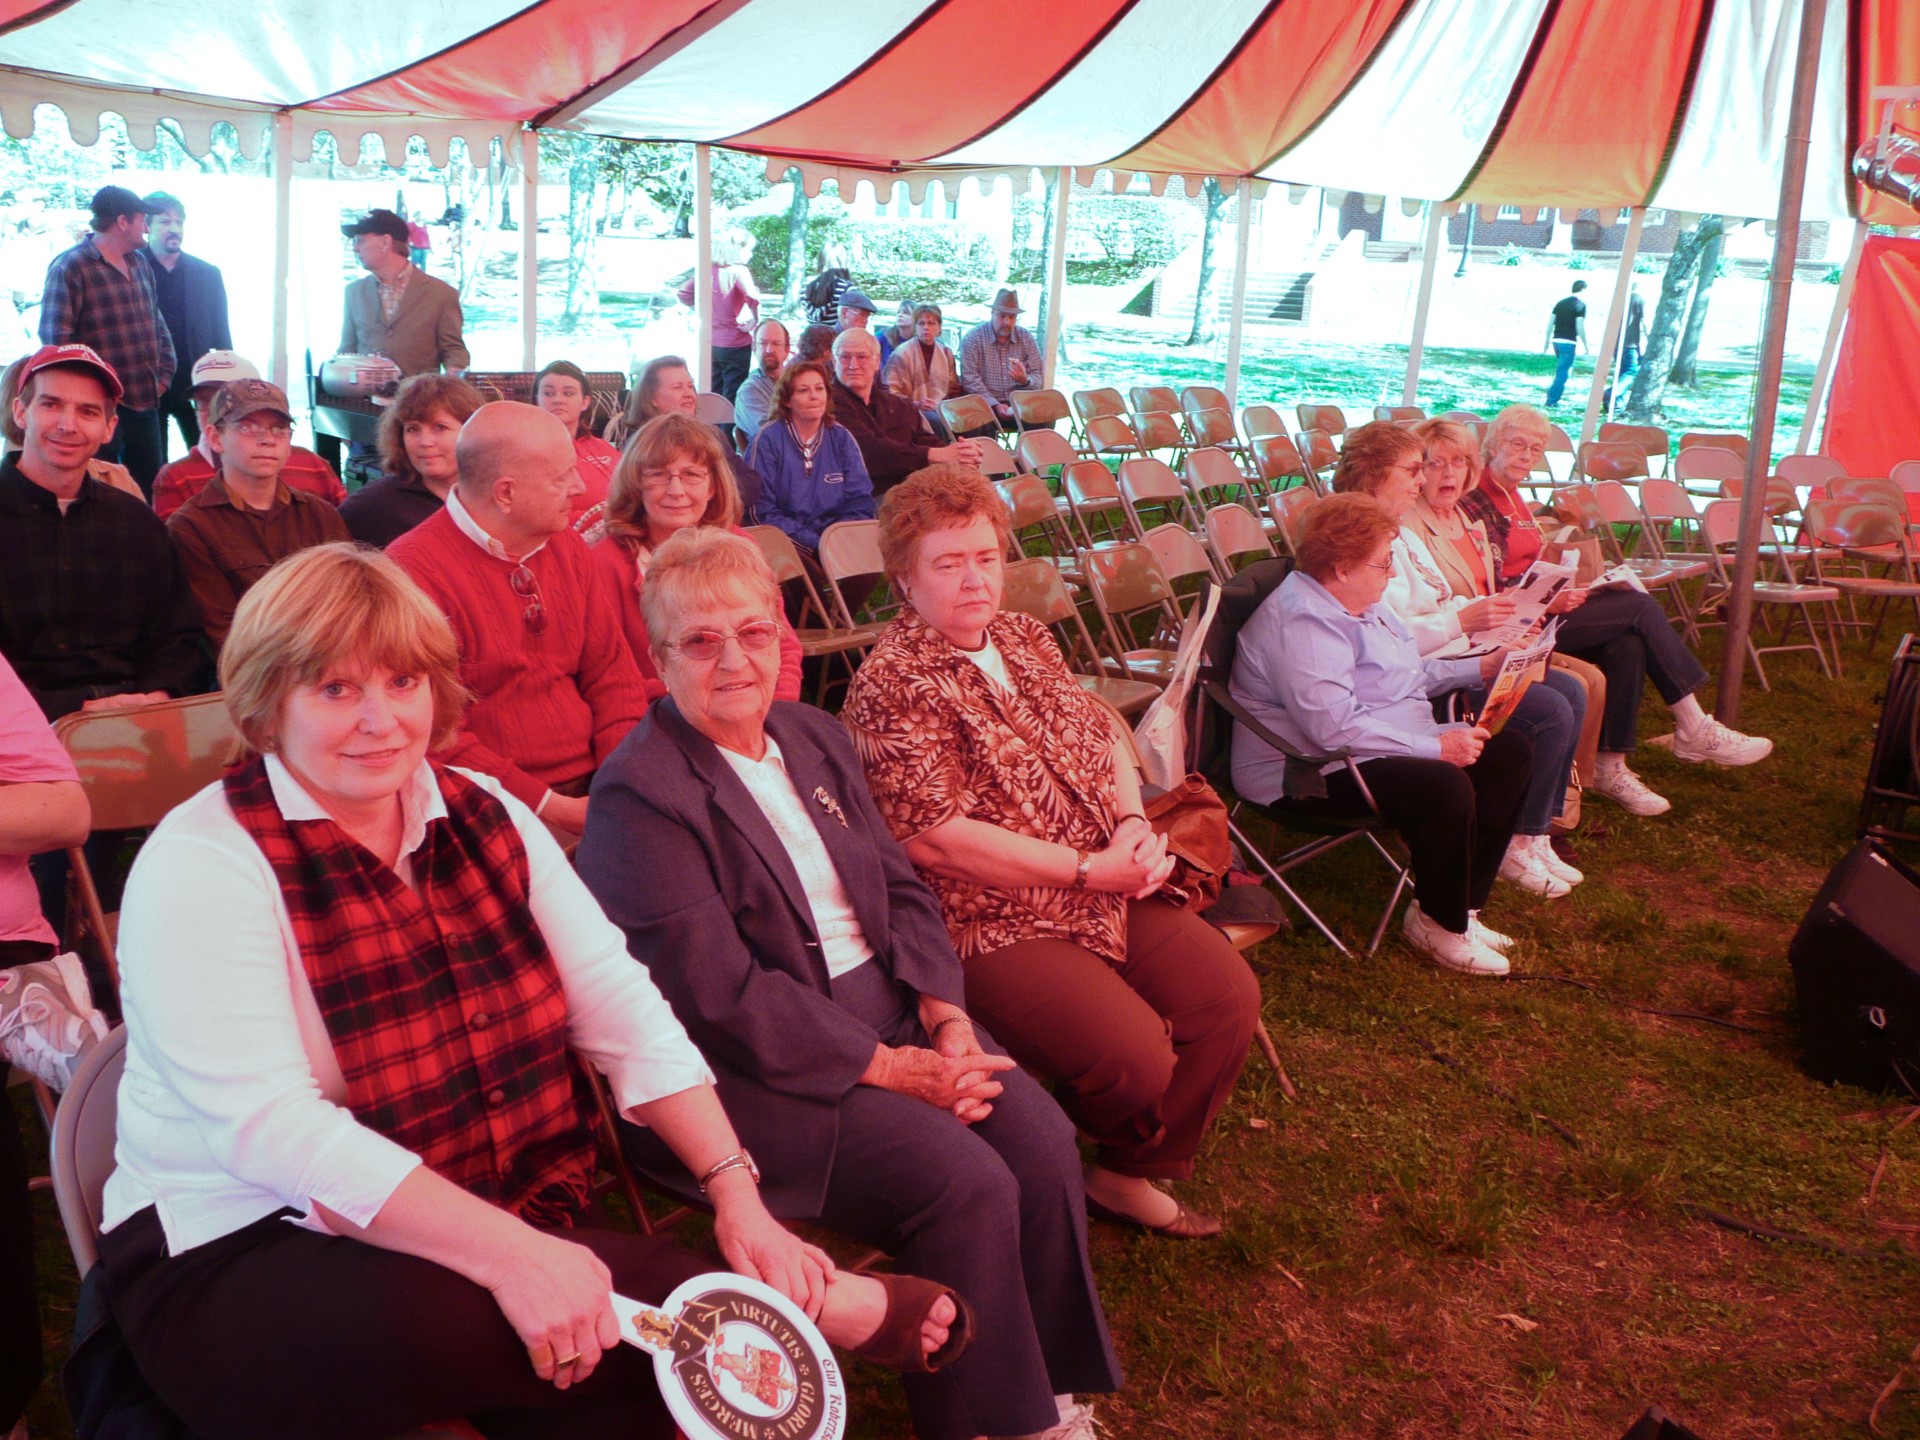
[0,0,1911,222]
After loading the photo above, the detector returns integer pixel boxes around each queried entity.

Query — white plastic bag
[1132,583,1221,790]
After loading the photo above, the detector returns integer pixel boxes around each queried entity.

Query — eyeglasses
[1500,439,1548,459]
[226,420,292,440]
[666,621,782,663]
[640,466,711,492]
[1362,559,1395,576]
[508,564,547,634]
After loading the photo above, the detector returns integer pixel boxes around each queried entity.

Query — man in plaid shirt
[957,287,1042,429]
[38,186,176,498]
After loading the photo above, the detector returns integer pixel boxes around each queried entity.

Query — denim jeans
[1456,665,1585,835]
[1545,340,1578,406]
[1554,588,1708,752]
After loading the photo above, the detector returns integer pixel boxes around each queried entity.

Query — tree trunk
[1622,218,1714,422]
[563,138,602,324]
[1668,217,1725,388]
[781,168,809,313]
[1034,171,1057,343]
[1187,178,1231,346]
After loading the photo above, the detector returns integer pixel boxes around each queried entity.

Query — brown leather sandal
[845,1273,976,1373]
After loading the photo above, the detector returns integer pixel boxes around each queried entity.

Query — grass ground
[17,618,1913,1440]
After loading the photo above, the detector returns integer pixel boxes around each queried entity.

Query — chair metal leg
[1252,1018,1297,1100]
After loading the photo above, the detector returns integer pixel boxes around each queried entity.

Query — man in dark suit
[145,192,231,454]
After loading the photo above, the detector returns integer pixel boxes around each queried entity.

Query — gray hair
[638,527,782,668]
[831,328,880,360]
[1483,403,1551,461]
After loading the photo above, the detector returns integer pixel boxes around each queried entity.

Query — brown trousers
[963,899,1259,1181]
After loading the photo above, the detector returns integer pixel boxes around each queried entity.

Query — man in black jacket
[145,192,232,454]
[829,329,979,498]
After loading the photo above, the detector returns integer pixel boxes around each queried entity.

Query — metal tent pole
[1718,0,1830,725]
[1222,177,1253,407]
[519,129,538,371]
[1042,166,1071,387]
[1402,201,1446,405]
[693,143,714,391]
[270,113,293,392]
[1578,206,1645,447]
[1796,220,1867,453]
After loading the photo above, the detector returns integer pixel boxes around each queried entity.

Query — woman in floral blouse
[843,465,1259,1240]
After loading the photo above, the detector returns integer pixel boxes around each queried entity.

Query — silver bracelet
[696,1150,761,1194]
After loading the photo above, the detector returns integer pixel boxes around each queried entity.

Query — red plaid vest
[223,756,597,1226]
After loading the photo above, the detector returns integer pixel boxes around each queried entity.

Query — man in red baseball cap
[37,185,176,498]
[0,342,205,721]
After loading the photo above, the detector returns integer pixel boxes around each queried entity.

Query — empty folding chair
[1674,445,1745,495]
[1268,487,1321,555]
[1129,409,1188,465]
[694,392,735,428]
[1010,387,1071,435]
[1373,405,1426,423]
[996,473,1083,584]
[1575,440,1649,487]
[1204,502,1277,576]
[1129,385,1181,416]
[1588,479,1709,642]
[1182,405,1247,463]
[1776,453,1849,493]
[816,518,899,628]
[1831,475,1909,517]
[1071,386,1127,444]
[1542,422,1576,484]
[1680,431,1749,463]
[1117,457,1201,536]
[973,436,1019,478]
[1141,521,1223,606]
[1597,421,1670,477]
[939,393,1000,439]
[1184,447,1253,510]
[999,557,1161,717]
[1804,499,1920,657]
[1696,499,1839,689]
[1251,433,1312,494]
[1294,429,1339,491]
[1084,412,1144,461]
[1295,403,1347,446]
[1891,460,1920,495]
[1082,542,1184,686]
[1639,477,1709,560]
[1440,410,1482,424]
[1240,403,1288,441]
[746,525,888,699]
[1016,427,1079,481]
[1063,459,1132,547]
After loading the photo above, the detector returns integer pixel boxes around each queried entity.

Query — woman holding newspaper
[1333,421,1587,898]
[1229,492,1534,977]
[1459,405,1771,817]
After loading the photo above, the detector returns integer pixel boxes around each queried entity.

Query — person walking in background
[1620,285,1644,377]
[676,228,761,405]
[1543,279,1587,408]
[144,191,231,457]
[38,185,175,496]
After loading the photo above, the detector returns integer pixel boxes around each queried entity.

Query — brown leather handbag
[1547,652,1605,834]
[1142,773,1233,911]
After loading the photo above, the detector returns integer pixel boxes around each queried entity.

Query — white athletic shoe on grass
[1469,912,1515,953]
[1671,715,1773,766]
[1590,763,1672,816]
[1528,833,1584,886]
[1403,901,1509,976]
[0,951,108,1093]
[1499,838,1572,898]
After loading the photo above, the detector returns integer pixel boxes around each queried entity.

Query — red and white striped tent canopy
[0,0,1914,222]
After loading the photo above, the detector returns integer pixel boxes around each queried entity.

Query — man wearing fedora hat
[338,208,468,380]
[959,287,1043,428]
[37,185,177,497]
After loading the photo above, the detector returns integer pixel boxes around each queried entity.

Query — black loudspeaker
[1790,840,1920,1089]
[1859,634,1920,845]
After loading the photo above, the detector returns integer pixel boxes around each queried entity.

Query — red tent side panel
[1824,235,1920,481]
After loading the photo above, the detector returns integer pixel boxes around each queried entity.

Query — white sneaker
[0,952,108,1093]
[1590,763,1672,816]
[1528,833,1583,886]
[1469,912,1514,952]
[1499,838,1572,898]
[1671,715,1773,767]
[1038,1399,1104,1440]
[1403,901,1509,976]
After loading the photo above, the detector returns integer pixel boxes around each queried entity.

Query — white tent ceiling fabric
[0,0,1891,221]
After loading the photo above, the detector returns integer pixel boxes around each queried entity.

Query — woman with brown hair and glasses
[592,412,802,701]
[341,372,486,547]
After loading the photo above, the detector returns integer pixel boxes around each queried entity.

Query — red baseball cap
[17,343,123,405]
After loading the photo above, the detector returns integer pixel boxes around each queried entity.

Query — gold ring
[555,1353,582,1368]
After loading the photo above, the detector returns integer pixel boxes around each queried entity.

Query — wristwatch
[696,1150,761,1194]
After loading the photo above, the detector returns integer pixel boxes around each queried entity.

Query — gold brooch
[812,786,848,827]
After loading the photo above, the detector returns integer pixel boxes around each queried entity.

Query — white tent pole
[693,143,713,391]
[270,112,292,393]
[1718,0,1829,726]
[1402,201,1445,405]
[1578,206,1644,447]
[1222,177,1253,408]
[519,129,538,371]
[1796,219,1867,454]
[1042,166,1071,387]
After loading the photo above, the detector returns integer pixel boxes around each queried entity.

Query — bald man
[388,402,648,836]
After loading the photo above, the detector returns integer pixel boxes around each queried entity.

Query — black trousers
[710,344,752,405]
[1281,729,1533,932]
[157,379,200,455]
[101,1204,707,1440]
[1553,587,1707,753]
[0,939,53,1430]
[99,406,164,500]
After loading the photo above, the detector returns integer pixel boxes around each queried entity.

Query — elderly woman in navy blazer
[577,526,1119,1440]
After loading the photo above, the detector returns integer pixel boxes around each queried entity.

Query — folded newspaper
[1470,619,1559,736]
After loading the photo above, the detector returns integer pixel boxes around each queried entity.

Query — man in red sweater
[388,402,648,836]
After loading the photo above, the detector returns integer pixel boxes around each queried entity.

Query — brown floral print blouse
[842,608,1128,964]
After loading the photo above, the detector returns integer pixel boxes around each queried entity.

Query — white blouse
[103,756,713,1254]
[1384,525,1478,657]
[718,737,876,979]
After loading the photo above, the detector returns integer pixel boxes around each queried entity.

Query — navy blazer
[576,697,968,1215]
[151,251,231,390]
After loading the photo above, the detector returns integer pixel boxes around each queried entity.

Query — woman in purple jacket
[745,360,873,557]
